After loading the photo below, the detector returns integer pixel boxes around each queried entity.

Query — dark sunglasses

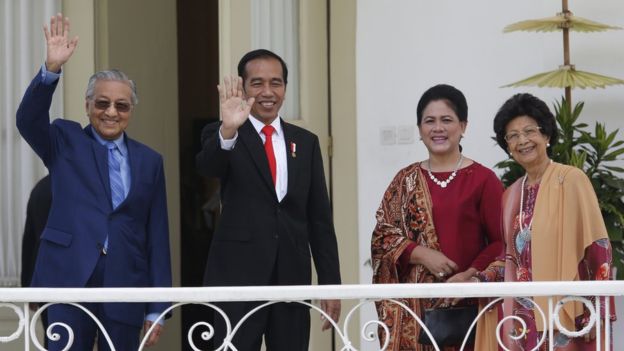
[93,99,132,113]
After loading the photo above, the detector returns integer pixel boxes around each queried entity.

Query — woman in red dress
[371,84,504,350]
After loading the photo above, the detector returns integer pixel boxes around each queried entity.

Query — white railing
[1,281,623,351]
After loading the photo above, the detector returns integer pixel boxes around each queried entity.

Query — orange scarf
[505,162,608,331]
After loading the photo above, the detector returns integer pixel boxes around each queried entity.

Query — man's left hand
[143,321,163,347]
[320,299,341,331]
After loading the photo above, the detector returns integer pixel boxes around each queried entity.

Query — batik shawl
[372,162,456,351]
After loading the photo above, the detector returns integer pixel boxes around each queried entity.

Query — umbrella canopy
[503,65,624,89]
[504,13,621,33]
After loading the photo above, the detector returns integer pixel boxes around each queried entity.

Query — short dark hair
[237,49,288,85]
[416,84,468,126]
[493,93,559,155]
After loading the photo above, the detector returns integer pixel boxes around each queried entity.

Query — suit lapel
[282,121,298,199]
[239,120,275,193]
[85,126,112,207]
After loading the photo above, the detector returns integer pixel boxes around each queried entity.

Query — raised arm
[196,76,255,177]
[16,13,78,165]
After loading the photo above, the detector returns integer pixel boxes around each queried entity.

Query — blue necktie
[107,142,125,209]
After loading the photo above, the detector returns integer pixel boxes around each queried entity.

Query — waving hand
[218,76,255,139]
[44,13,79,73]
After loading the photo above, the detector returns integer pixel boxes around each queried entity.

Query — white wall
[356,1,624,349]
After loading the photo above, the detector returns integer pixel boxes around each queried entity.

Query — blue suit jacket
[16,71,172,327]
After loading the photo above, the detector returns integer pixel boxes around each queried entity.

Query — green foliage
[494,97,624,279]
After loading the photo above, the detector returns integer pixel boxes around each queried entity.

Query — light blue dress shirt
[91,128,131,200]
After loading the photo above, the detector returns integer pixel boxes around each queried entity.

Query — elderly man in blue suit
[16,14,172,350]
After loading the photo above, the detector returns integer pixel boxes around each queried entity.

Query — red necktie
[261,125,277,185]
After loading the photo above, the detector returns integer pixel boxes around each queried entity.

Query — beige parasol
[503,65,624,89]
[503,0,623,107]
[504,13,621,33]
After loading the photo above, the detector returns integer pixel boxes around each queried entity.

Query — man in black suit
[196,49,341,350]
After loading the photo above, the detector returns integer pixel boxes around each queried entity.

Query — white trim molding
[0,281,621,350]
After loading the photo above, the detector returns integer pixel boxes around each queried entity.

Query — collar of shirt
[91,126,128,158]
[248,115,283,139]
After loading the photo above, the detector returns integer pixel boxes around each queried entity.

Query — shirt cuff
[146,312,164,326]
[40,64,61,85]
[219,128,238,150]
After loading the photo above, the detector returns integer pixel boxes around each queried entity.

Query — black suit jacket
[196,119,340,287]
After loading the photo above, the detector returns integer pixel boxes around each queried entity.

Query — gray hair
[85,69,138,105]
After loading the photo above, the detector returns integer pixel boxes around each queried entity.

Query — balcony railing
[1,281,622,350]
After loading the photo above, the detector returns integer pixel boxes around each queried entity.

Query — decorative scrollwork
[361,319,388,348]
[44,321,73,351]
[339,298,484,351]
[30,302,116,351]
[0,303,25,343]
[341,300,385,351]
[552,296,596,338]
[138,302,233,351]
[0,288,613,351]
[188,321,213,349]
[138,300,351,351]
[496,297,547,351]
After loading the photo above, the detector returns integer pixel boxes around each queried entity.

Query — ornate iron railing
[0,281,622,350]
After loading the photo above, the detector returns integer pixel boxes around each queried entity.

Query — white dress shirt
[219,116,288,201]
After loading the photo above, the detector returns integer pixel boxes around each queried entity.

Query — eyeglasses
[93,99,133,113]
[504,126,542,143]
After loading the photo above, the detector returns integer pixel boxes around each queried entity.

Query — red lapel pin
[290,142,297,158]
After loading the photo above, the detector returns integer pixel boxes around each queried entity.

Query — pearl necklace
[427,155,464,188]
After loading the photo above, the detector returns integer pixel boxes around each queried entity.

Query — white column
[250,0,301,120]
[0,0,61,288]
